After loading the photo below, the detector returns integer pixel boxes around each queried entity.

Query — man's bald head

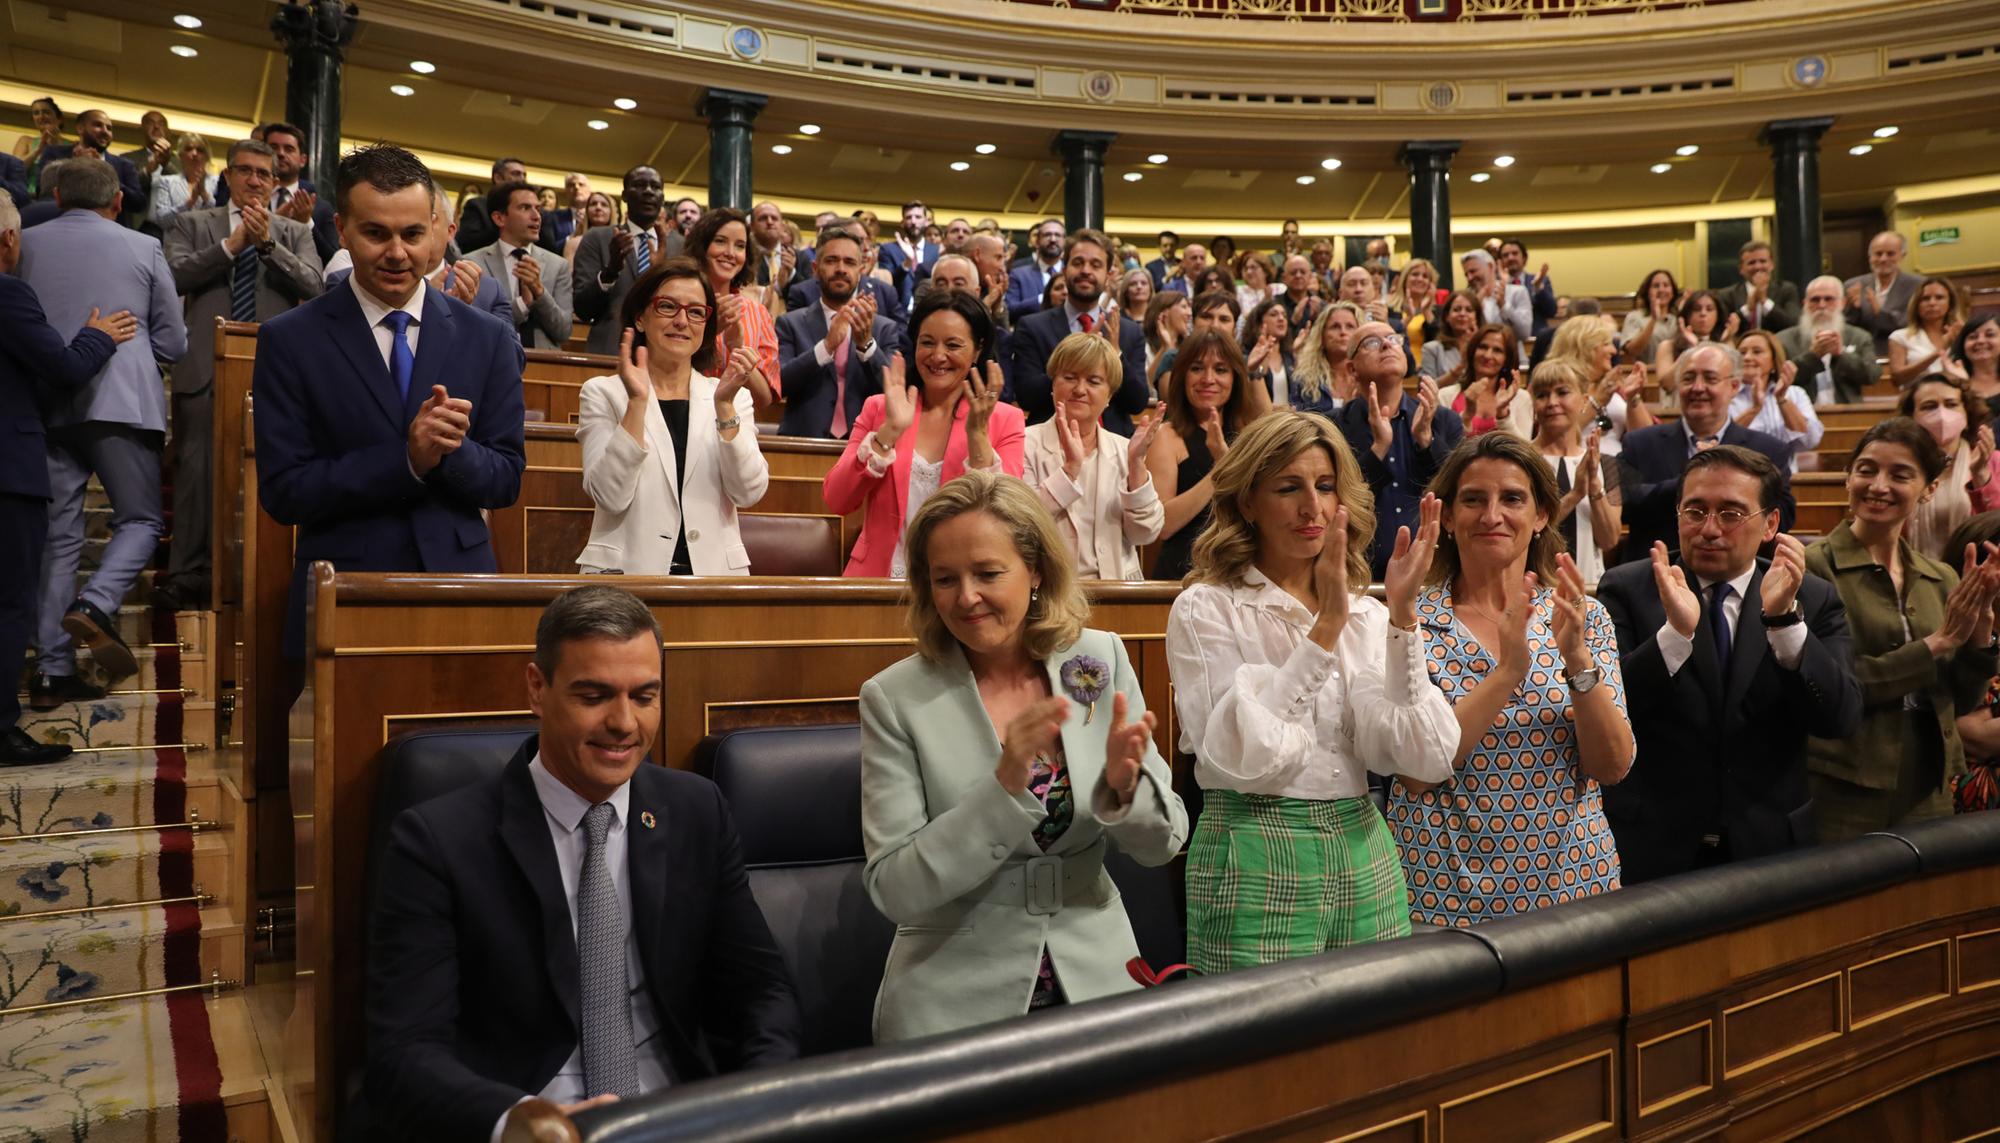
[1351,320,1403,388]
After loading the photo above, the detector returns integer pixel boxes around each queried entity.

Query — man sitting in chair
[365,585,801,1141]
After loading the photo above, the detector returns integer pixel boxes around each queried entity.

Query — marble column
[1056,130,1117,232]
[1399,141,1461,289]
[269,0,357,191]
[699,89,768,212]
[1762,117,1836,291]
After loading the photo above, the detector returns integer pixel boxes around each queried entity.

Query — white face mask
[1915,405,1967,449]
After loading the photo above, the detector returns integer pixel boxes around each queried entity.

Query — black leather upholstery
[364,726,537,932]
[1875,812,2000,873]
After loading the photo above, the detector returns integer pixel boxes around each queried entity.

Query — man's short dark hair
[533,586,661,680]
[909,287,996,365]
[1501,237,1529,257]
[487,179,538,222]
[902,200,927,214]
[1678,445,1785,513]
[1064,228,1112,263]
[260,121,306,149]
[491,156,524,180]
[53,158,119,211]
[226,139,275,168]
[815,225,861,257]
[335,145,433,215]
[1158,230,1178,243]
[673,196,701,212]
[1192,288,1242,321]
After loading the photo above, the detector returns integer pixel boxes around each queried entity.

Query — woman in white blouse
[1529,360,1622,584]
[576,258,769,575]
[1022,333,1164,580]
[1888,276,1969,388]
[1730,330,1824,474]
[147,133,218,230]
[1166,411,1458,974]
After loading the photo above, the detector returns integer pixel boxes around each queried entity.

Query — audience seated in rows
[1887,274,1967,388]
[1007,228,1150,435]
[1729,329,1824,474]
[1339,322,1464,578]
[1779,275,1879,406]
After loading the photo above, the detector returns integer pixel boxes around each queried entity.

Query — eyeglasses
[1676,506,1763,529]
[228,164,273,180]
[1354,334,1406,353]
[650,299,712,323]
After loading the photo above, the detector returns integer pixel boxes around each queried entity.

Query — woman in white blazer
[576,257,770,575]
[861,470,1188,1043]
[1022,333,1165,580]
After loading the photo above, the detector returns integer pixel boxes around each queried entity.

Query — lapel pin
[640,810,656,830]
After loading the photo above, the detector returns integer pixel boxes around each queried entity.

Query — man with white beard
[1777,275,1879,406]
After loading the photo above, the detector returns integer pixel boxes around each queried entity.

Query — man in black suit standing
[0,194,134,763]
[365,586,800,1141]
[456,157,525,257]
[774,226,896,439]
[1716,240,1801,334]
[785,220,904,328]
[1006,228,1150,435]
[1620,342,1796,556]
[1598,447,1861,881]
[573,166,681,356]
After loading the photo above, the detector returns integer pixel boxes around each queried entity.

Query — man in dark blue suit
[0,196,134,763]
[30,111,143,224]
[0,153,26,208]
[1003,218,1066,323]
[774,227,897,439]
[254,146,525,660]
[876,200,940,311]
[364,586,799,1141]
[1620,342,1796,558]
[785,220,904,328]
[1006,228,1150,437]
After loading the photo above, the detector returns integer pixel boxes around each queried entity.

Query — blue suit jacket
[773,304,898,438]
[253,280,526,656]
[0,274,117,499]
[1005,306,1150,436]
[1618,420,1796,558]
[0,153,26,208]
[877,238,939,309]
[18,209,186,432]
[1005,261,1059,323]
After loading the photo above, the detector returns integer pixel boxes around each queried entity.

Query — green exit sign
[1920,226,1961,247]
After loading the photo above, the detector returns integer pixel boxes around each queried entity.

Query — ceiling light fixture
[1849,144,1873,156]
[1320,157,1342,171]
[1650,162,1672,174]
[798,124,820,135]
[771,144,792,155]
[950,161,970,172]
[1123,172,1143,182]
[1469,172,1491,183]
[613,98,637,111]
[1493,155,1515,168]
[1295,175,1316,185]
[409,60,436,74]
[173,14,203,29]
[389,83,416,96]
[1147,153,1169,164]
[975,144,997,155]
[171,45,199,58]
[586,118,609,130]
[1873,125,1899,138]
[1675,144,1700,156]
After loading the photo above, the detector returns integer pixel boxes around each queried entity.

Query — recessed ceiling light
[1873,125,1899,138]
[975,144,997,155]
[613,98,637,111]
[173,14,202,29]
[771,144,792,155]
[798,124,820,135]
[1650,162,1673,174]
[1675,144,1700,157]
[1493,155,1516,168]
[1849,144,1874,156]
[389,83,414,96]
[1320,158,1342,171]
[1295,175,1316,185]
[950,161,970,172]
[586,118,609,131]
[1123,172,1143,182]
[1470,172,1491,183]
[171,44,199,58]
[1147,153,1169,164]
[409,60,435,74]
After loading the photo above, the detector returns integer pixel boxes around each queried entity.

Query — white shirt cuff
[1769,620,1808,670]
[1657,621,1695,677]
[813,338,833,366]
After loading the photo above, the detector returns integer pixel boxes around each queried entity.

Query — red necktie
[1078,311,1095,333]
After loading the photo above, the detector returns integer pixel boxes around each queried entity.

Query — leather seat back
[740,513,843,577]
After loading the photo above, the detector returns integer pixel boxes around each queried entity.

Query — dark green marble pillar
[1399,141,1460,289]
[1056,130,1117,233]
[1762,117,1836,290]
[270,0,356,192]
[699,89,768,212]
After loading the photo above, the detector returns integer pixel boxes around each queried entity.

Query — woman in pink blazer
[825,290,1026,577]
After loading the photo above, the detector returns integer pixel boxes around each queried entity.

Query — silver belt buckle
[1024,854,1063,916]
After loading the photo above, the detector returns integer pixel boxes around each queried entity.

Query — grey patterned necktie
[578,801,638,1097]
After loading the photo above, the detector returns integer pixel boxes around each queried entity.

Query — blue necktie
[1708,582,1734,679]
[230,244,258,322]
[383,311,415,403]
[633,231,652,278]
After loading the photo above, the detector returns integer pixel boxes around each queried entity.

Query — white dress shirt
[1728,387,1825,473]
[350,274,427,366]
[497,238,533,318]
[1166,572,1459,800]
[490,756,670,1141]
[1655,562,1806,677]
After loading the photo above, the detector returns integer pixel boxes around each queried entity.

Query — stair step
[0,903,241,1013]
[0,743,223,840]
[16,690,184,751]
[16,643,194,697]
[0,828,230,919]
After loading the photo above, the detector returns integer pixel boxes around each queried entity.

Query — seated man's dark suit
[1005,306,1150,436]
[1716,278,1802,333]
[773,305,899,438]
[1619,421,1795,557]
[0,153,26,208]
[1597,557,1861,881]
[365,734,802,1141]
[784,275,905,330]
[1004,260,1061,324]
[252,279,526,657]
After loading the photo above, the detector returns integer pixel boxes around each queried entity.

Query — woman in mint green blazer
[860,470,1189,1044]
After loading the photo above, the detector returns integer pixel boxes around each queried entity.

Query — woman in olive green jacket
[1804,418,2000,842]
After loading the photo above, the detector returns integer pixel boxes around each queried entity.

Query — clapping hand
[276,188,317,224]
[1652,540,1701,637]
[1100,692,1154,809]
[1773,359,1797,399]
[1201,407,1229,463]
[1054,408,1087,480]
[1411,376,1440,449]
[1383,493,1441,627]
[996,696,1070,794]
[443,258,483,305]
[616,329,650,402]
[963,361,1002,438]
[407,384,473,476]
[1309,505,1353,647]
[1549,553,1592,673]
[713,346,760,407]
[1099,300,1121,342]
[776,245,796,282]
[513,251,545,302]
[84,307,139,344]
[1760,533,1807,618]
[610,228,635,267]
[878,355,917,438]
[1493,375,1520,419]
[1365,380,1395,457]
[1125,411,1163,482]
[1493,571,1539,679]
[716,292,745,341]
[1924,543,2000,659]
[1721,313,1742,342]
[1974,424,1996,475]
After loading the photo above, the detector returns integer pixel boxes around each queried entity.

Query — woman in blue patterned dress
[1386,431,1634,926]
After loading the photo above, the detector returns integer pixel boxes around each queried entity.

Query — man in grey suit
[463,180,572,349]
[573,165,681,356]
[1844,230,1924,358]
[1777,276,1879,407]
[19,159,185,698]
[157,139,322,609]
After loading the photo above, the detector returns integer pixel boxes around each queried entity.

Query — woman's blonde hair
[1044,331,1124,392]
[1188,410,1375,591]
[1543,314,1614,375]
[1426,432,1564,587]
[1292,300,1366,400]
[901,471,1088,664]
[1399,257,1438,312]
[173,132,209,162]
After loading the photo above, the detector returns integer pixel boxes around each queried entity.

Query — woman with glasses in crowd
[576,259,770,575]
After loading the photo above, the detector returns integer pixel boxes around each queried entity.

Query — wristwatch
[715,415,741,432]
[1762,600,1805,628]
[1565,666,1604,695]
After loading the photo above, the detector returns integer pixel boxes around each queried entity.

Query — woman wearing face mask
[1899,373,2000,560]
[1730,330,1824,475]
[1890,277,1969,388]
[1387,431,1632,926]
[1022,334,1165,581]
[686,207,779,408]
[1167,412,1456,971]
[862,470,1187,1041]
[1441,324,1529,439]
[824,290,1026,577]
[1621,270,1681,365]
[1805,418,2000,840]
[1290,301,1365,417]
[1529,360,1621,584]
[1954,315,2000,422]
[1146,329,1259,581]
